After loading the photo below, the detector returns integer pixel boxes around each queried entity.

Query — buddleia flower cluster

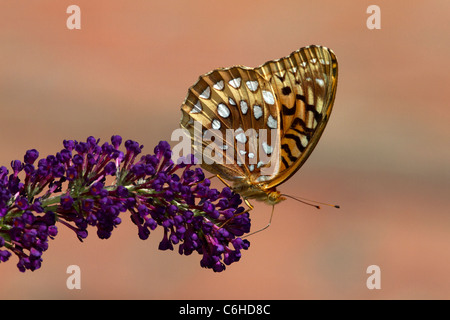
[0,136,250,272]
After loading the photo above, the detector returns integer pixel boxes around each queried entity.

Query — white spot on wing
[212,119,221,130]
[199,87,210,99]
[246,80,259,92]
[262,142,273,155]
[262,90,275,105]
[267,115,277,129]
[190,101,202,114]
[235,127,247,144]
[217,103,230,118]
[213,80,224,90]
[228,77,241,89]
[228,97,236,105]
[315,79,325,87]
[253,105,263,120]
[240,100,248,114]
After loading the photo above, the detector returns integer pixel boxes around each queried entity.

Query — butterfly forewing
[180,45,337,199]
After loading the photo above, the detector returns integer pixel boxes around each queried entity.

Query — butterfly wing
[255,45,338,189]
[180,65,281,184]
[180,45,338,191]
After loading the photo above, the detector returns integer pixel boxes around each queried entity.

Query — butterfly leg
[242,198,254,212]
[189,174,227,188]
[242,205,274,238]
[214,174,232,188]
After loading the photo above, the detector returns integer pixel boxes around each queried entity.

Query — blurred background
[0,0,449,299]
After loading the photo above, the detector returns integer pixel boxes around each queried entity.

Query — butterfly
[180,45,338,207]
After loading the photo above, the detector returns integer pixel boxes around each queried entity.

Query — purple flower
[1,210,57,272]
[0,137,251,273]
[60,194,74,210]
[129,141,251,272]
[111,135,122,149]
[16,197,29,210]
[66,166,78,180]
[24,149,39,165]
[90,182,104,196]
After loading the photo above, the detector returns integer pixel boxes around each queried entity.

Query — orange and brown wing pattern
[255,45,338,189]
[180,45,338,196]
[180,65,282,183]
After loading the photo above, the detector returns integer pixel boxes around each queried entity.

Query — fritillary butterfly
[180,45,338,206]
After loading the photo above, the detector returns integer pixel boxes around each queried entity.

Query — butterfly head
[265,188,286,205]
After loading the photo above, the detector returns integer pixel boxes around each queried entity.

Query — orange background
[1,0,449,299]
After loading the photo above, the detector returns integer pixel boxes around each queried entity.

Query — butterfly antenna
[281,194,340,210]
